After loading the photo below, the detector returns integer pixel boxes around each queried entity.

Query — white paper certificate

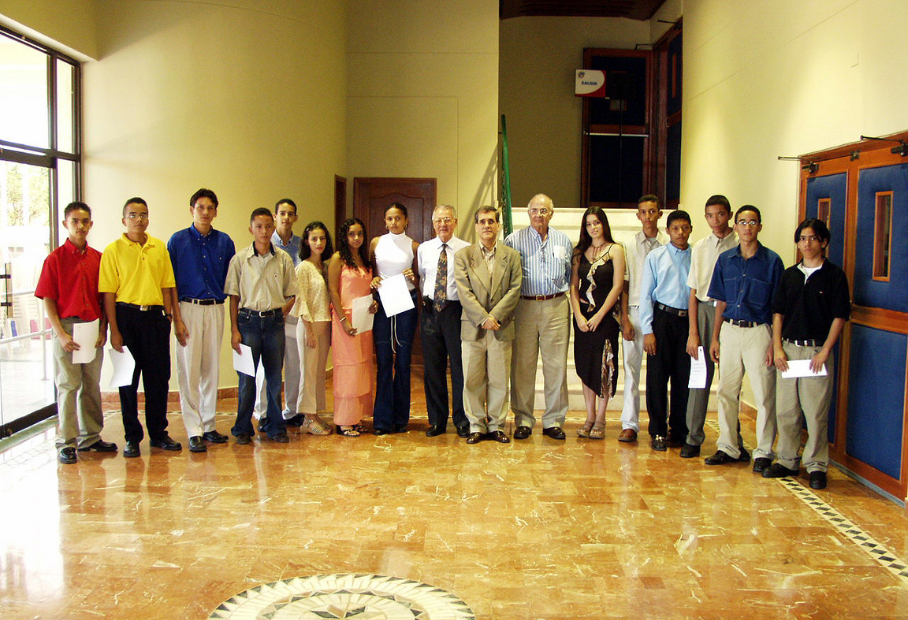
[233,343,257,377]
[108,346,136,388]
[376,274,415,317]
[351,295,375,333]
[781,360,828,379]
[688,346,708,389]
[72,320,99,364]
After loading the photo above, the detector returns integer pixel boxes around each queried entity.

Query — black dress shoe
[514,426,532,440]
[808,471,827,489]
[666,436,685,448]
[425,425,445,437]
[285,414,305,428]
[373,428,391,436]
[762,462,799,478]
[269,432,290,443]
[456,426,470,438]
[752,457,772,473]
[188,436,207,453]
[679,444,700,458]
[488,430,511,444]
[59,447,77,464]
[704,450,736,465]
[466,432,485,444]
[392,425,409,434]
[738,448,751,462]
[542,426,566,440]
[150,435,182,451]
[78,439,118,452]
[235,433,252,445]
[651,435,667,451]
[123,441,141,458]
[202,430,229,444]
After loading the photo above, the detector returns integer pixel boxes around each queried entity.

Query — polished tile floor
[1,381,907,620]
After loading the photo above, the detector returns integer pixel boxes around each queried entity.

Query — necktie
[434,243,448,313]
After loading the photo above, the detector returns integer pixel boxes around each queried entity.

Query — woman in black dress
[570,207,626,439]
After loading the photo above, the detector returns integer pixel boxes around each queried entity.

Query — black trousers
[116,305,171,443]
[420,299,467,431]
[645,306,690,441]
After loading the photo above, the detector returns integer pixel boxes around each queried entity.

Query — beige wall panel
[0,0,98,59]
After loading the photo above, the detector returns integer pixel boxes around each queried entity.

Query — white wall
[0,0,98,60]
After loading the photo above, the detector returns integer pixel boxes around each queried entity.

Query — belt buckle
[140,305,149,311]
[679,310,688,317]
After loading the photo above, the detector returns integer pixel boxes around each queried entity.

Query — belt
[180,297,225,306]
[423,297,460,309]
[655,302,687,317]
[116,302,164,312]
[239,308,283,318]
[699,299,717,307]
[724,317,759,328]
[521,292,565,301]
[785,338,821,347]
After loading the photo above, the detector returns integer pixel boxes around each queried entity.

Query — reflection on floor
[1,387,907,619]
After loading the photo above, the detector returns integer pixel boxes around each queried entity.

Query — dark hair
[64,201,91,218]
[704,194,731,213]
[250,207,274,224]
[735,205,761,223]
[190,188,219,208]
[794,218,831,244]
[638,194,659,206]
[274,198,297,215]
[666,209,692,227]
[474,205,499,223]
[300,221,334,261]
[386,202,408,219]
[338,217,371,268]
[574,207,615,259]
[122,197,147,216]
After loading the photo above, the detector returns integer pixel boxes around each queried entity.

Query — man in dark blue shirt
[168,188,236,453]
[704,205,784,471]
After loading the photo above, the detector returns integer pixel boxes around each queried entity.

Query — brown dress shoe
[487,430,510,443]
[466,432,485,444]
[617,428,637,443]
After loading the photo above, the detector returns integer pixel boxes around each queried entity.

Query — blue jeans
[373,292,418,431]
[233,310,286,438]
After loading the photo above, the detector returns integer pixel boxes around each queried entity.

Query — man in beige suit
[454,206,523,444]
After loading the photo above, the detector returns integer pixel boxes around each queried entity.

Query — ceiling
[500,0,669,21]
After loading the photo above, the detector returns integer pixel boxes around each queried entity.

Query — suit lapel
[470,245,492,295]
[490,247,506,296]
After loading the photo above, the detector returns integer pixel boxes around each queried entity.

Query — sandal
[303,414,332,436]
[336,425,360,437]
[577,420,594,438]
[590,423,605,440]
[352,423,367,433]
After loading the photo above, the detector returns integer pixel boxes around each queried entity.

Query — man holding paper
[36,202,115,464]
[763,219,850,490]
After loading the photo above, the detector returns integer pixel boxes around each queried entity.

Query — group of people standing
[36,189,848,491]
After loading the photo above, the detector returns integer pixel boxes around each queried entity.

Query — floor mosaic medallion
[209,574,475,619]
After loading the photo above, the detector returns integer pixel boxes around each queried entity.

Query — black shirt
[772,259,850,342]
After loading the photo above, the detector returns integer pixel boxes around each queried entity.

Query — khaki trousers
[462,330,512,433]
[175,301,225,437]
[295,320,330,414]
[53,317,104,450]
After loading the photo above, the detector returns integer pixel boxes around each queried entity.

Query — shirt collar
[480,242,497,257]
[666,242,688,255]
[122,233,154,247]
[62,238,86,255]
[190,223,215,240]
[734,242,767,261]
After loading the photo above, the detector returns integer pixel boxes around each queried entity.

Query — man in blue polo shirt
[704,205,784,471]
[168,188,236,453]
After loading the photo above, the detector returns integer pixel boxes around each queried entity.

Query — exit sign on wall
[575,70,606,97]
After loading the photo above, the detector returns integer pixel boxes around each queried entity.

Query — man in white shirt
[418,205,471,437]
[619,195,668,443]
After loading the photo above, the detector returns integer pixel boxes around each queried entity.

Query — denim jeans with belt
[233,310,286,438]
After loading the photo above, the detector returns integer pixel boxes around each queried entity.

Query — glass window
[873,192,893,281]
[0,34,49,148]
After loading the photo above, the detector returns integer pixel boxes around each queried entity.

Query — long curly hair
[338,217,371,268]
[299,221,334,262]
[574,207,615,259]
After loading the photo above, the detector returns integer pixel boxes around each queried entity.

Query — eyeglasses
[125,213,149,221]
[736,220,759,227]
[529,208,550,216]
[433,217,454,224]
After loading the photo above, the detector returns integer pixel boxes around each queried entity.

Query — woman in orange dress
[327,218,378,436]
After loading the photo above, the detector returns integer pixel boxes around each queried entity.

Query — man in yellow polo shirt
[99,197,180,458]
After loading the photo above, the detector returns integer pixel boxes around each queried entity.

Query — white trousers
[175,301,225,437]
[620,306,644,432]
[295,320,330,414]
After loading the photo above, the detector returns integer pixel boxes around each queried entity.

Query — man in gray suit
[454,206,523,444]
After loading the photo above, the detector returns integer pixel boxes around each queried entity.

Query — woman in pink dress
[327,218,378,436]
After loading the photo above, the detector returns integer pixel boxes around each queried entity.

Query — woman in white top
[292,221,334,435]
[369,203,420,435]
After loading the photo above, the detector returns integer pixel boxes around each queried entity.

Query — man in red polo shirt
[36,202,116,464]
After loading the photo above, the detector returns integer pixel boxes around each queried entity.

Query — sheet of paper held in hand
[781,360,828,379]
[351,295,375,333]
[71,319,99,364]
[233,343,256,377]
[688,346,707,389]
[376,273,415,317]
[108,345,136,388]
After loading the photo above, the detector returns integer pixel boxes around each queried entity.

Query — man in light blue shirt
[639,210,693,451]
[505,194,574,440]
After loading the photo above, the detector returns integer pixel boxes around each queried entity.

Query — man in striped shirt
[505,194,574,440]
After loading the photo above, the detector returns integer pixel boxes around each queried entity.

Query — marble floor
[1,381,907,620]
